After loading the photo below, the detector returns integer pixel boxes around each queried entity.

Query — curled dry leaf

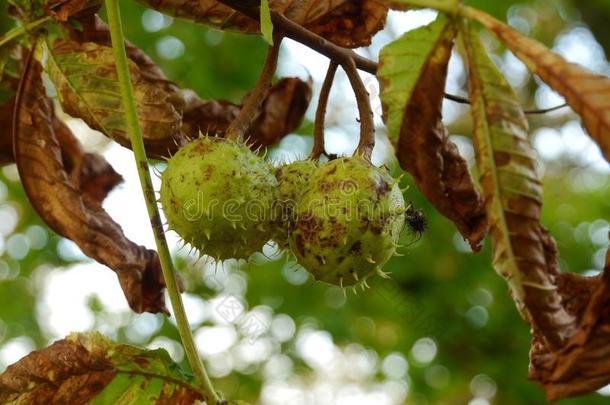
[249,76,312,148]
[181,95,241,137]
[0,95,121,202]
[141,0,388,48]
[182,77,312,148]
[14,54,168,314]
[43,0,101,21]
[298,0,388,48]
[527,247,610,401]
[461,21,575,350]
[377,14,487,251]
[45,38,186,160]
[0,332,203,404]
[463,6,610,163]
[53,116,123,203]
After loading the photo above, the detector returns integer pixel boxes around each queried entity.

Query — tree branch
[215,0,566,115]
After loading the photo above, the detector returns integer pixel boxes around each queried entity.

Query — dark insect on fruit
[405,205,427,240]
[289,156,406,288]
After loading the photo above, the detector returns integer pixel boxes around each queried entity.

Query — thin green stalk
[0,16,52,48]
[399,0,459,14]
[103,1,219,403]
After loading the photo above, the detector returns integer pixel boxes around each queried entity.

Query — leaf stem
[399,0,460,14]
[342,58,375,159]
[310,61,337,161]
[225,34,282,142]
[103,0,219,403]
[0,16,52,49]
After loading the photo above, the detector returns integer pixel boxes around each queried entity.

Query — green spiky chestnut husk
[160,136,277,260]
[289,156,406,287]
[272,159,319,248]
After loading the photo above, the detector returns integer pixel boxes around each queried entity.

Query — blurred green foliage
[1,1,609,404]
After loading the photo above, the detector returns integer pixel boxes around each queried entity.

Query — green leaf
[44,39,183,158]
[378,14,452,142]
[460,19,574,349]
[260,0,273,45]
[0,332,203,404]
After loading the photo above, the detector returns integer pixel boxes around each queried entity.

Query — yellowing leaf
[462,6,610,162]
[45,39,185,159]
[0,332,203,404]
[260,0,273,45]
[461,20,575,349]
[378,14,487,250]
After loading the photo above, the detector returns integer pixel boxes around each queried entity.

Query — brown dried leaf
[378,14,487,250]
[1,97,122,206]
[14,55,167,314]
[182,77,312,147]
[464,7,610,162]
[181,95,241,137]
[249,76,312,148]
[301,0,389,48]
[528,248,610,401]
[53,116,123,203]
[0,96,121,203]
[44,0,101,21]
[0,332,203,404]
[141,0,388,48]
[461,20,575,349]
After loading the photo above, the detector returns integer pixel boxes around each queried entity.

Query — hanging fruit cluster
[160,135,408,289]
